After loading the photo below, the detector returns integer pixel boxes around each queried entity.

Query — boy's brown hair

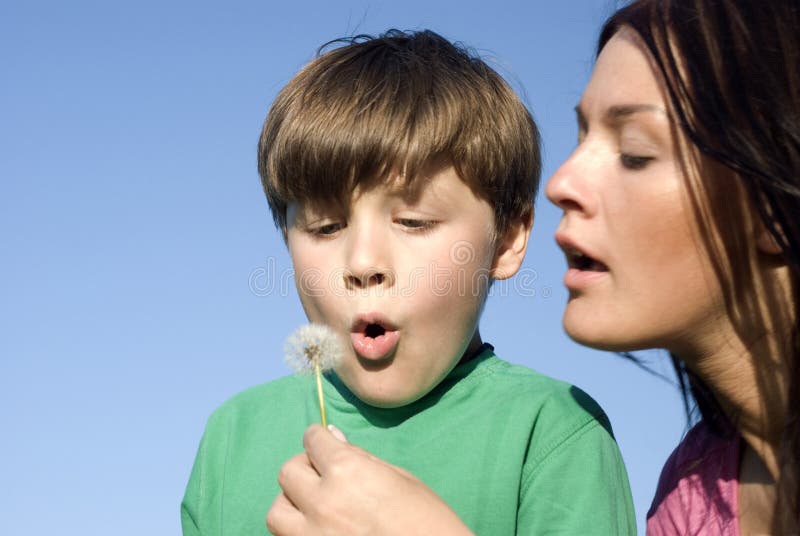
[257,29,540,235]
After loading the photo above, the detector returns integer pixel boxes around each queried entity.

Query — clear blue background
[1,1,686,534]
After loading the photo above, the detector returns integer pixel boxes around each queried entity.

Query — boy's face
[286,163,528,408]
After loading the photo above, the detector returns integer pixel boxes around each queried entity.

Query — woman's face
[546,29,726,356]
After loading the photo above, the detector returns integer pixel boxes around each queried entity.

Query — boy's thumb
[327,424,348,443]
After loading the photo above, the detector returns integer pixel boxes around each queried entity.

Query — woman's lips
[350,329,400,360]
[563,267,608,289]
[555,233,609,290]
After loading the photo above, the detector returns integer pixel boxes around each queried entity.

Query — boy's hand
[266,424,474,536]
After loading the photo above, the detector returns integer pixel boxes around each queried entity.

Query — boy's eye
[620,154,654,170]
[310,222,344,236]
[396,218,436,232]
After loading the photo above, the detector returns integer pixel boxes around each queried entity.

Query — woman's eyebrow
[605,104,666,122]
[574,103,667,124]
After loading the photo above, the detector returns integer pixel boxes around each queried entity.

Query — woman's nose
[545,147,595,216]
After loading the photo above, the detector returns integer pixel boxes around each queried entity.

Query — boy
[182,30,635,534]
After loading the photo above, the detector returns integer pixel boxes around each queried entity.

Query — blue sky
[1,1,686,533]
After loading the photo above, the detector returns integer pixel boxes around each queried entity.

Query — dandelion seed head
[284,324,344,374]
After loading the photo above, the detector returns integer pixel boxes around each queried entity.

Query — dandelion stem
[314,360,327,427]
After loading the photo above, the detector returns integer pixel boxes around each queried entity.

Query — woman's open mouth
[566,247,609,272]
[558,240,610,290]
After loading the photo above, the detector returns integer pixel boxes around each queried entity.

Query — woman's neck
[696,335,788,477]
[680,266,793,478]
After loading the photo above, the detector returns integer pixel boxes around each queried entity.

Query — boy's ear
[491,211,533,280]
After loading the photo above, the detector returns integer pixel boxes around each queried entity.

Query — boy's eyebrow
[384,180,426,204]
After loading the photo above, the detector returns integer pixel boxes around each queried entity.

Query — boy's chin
[341,372,432,409]
[352,385,424,409]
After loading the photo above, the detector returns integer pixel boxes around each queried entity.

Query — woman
[266,0,800,533]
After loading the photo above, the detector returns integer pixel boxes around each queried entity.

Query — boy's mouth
[350,315,400,362]
[364,323,386,338]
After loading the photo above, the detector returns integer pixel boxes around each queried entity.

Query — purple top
[647,421,741,535]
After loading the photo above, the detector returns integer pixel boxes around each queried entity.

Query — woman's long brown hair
[601,0,800,532]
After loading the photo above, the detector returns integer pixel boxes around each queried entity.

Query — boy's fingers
[276,453,321,514]
[302,424,351,474]
[266,492,305,536]
[304,424,396,476]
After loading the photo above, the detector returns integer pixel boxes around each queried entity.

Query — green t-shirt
[182,347,636,535]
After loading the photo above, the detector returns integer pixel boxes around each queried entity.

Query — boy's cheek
[294,266,329,299]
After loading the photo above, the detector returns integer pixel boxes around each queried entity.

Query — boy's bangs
[258,30,541,233]
[262,63,490,221]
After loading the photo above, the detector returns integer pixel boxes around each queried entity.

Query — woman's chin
[564,324,643,353]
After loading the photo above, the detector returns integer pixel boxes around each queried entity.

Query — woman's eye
[620,154,654,170]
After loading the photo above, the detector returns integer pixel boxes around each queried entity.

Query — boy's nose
[346,269,392,289]
[343,226,395,290]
